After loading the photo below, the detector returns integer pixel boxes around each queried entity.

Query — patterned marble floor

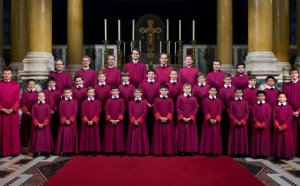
[0,154,300,186]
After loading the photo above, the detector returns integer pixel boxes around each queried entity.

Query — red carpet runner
[45,155,263,186]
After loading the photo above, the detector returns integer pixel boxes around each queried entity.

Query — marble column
[216,0,234,74]
[67,0,83,75]
[245,0,280,80]
[295,0,300,71]
[9,0,27,78]
[20,0,54,80]
[273,0,291,83]
[0,0,5,72]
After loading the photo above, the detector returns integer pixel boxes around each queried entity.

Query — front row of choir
[28,80,295,159]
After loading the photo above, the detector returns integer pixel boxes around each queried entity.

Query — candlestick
[175,41,177,55]
[179,20,182,41]
[132,19,135,41]
[124,42,125,55]
[192,20,195,41]
[118,19,121,41]
[104,19,107,41]
[139,40,142,52]
[166,19,169,41]
[159,41,162,53]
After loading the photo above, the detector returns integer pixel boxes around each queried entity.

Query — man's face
[107,56,115,66]
[237,65,245,74]
[3,70,12,81]
[55,60,64,72]
[160,54,168,65]
[82,58,90,67]
[213,61,221,71]
[132,50,140,60]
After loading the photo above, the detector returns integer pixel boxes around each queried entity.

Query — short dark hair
[236,63,245,68]
[256,90,265,96]
[26,79,36,84]
[265,75,276,82]
[160,84,169,90]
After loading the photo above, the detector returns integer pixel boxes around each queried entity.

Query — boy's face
[160,88,169,96]
[249,79,256,86]
[122,76,130,82]
[185,57,193,66]
[28,81,36,89]
[170,71,178,80]
[107,56,115,66]
[147,72,156,80]
[132,50,140,60]
[183,86,192,94]
[235,90,243,98]
[134,90,142,98]
[208,88,217,96]
[266,78,275,86]
[98,74,106,82]
[87,89,95,98]
[213,62,221,71]
[64,90,72,98]
[160,54,168,65]
[224,77,231,84]
[257,93,265,102]
[82,58,90,68]
[290,70,299,80]
[197,76,205,83]
[236,65,245,74]
[48,81,56,88]
[111,89,119,96]
[278,94,287,103]
[37,93,45,101]
[75,78,84,86]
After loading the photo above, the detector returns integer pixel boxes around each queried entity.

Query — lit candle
[118,19,121,41]
[175,42,177,55]
[159,41,162,53]
[179,20,182,41]
[104,19,107,41]
[192,20,195,41]
[139,40,142,52]
[132,19,135,41]
[166,19,169,41]
[123,42,125,55]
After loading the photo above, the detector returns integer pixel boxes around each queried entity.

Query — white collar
[132,60,139,64]
[267,85,276,89]
[135,97,142,101]
[224,84,231,88]
[122,82,129,86]
[38,100,45,104]
[27,88,36,92]
[76,85,83,89]
[183,93,191,97]
[147,79,155,83]
[199,82,206,87]
[170,80,177,83]
[98,82,106,86]
[248,85,256,89]
[292,79,299,84]
[161,64,167,67]
[257,100,266,105]
[160,95,168,99]
[108,65,114,69]
[83,67,90,71]
[112,95,119,99]
[239,73,245,76]
[88,97,95,101]
[234,97,242,101]
[48,87,56,91]
[3,79,11,82]
[65,97,72,101]
[209,95,216,100]
[278,102,287,106]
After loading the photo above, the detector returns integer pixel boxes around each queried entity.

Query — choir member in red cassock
[264,75,280,107]
[0,68,21,156]
[103,55,121,87]
[126,88,149,155]
[200,86,223,156]
[49,59,73,93]
[232,63,249,90]
[155,53,173,84]
[178,55,199,86]
[20,79,38,146]
[124,49,147,87]
[206,60,226,91]
[272,93,295,159]
[227,89,249,156]
[176,83,199,155]
[29,92,53,157]
[243,75,258,109]
[251,91,271,158]
[119,72,135,105]
[75,56,97,88]
[80,88,101,153]
[103,87,125,154]
[165,70,182,103]
[56,88,78,154]
[152,84,175,155]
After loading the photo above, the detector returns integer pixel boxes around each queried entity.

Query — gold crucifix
[139,19,161,70]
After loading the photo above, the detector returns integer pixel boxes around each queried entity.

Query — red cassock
[232,74,249,90]
[20,90,39,146]
[94,84,111,107]
[243,87,258,109]
[140,82,160,105]
[176,95,199,153]
[103,98,125,153]
[103,67,121,87]
[251,102,271,157]
[72,87,88,107]
[126,100,149,155]
[218,86,235,109]
[154,65,173,84]
[178,66,199,86]
[264,88,280,107]
[49,71,73,93]
[0,80,21,156]
[206,70,226,91]
[283,81,300,154]
[75,68,98,88]
[192,84,209,107]
[152,97,175,155]
[80,99,101,152]
[119,84,135,104]
[56,99,78,153]
[165,82,182,103]
[228,99,249,155]
[272,104,295,159]
[124,61,147,87]
[29,103,53,153]
[200,97,223,154]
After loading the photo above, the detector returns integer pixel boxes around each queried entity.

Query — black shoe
[118,152,125,156]
[44,153,50,158]
[32,153,38,158]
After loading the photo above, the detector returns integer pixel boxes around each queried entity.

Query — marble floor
[0,153,300,186]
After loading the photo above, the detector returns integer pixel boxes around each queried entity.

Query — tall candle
[104,19,107,41]
[123,42,125,54]
[139,40,142,52]
[166,19,169,41]
[174,42,177,54]
[132,19,135,41]
[179,20,182,41]
[159,41,162,53]
[192,20,195,41]
[118,20,121,41]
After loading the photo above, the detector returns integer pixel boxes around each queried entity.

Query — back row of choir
[0,49,299,159]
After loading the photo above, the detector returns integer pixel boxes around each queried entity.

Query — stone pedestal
[277,62,291,83]
[67,64,82,77]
